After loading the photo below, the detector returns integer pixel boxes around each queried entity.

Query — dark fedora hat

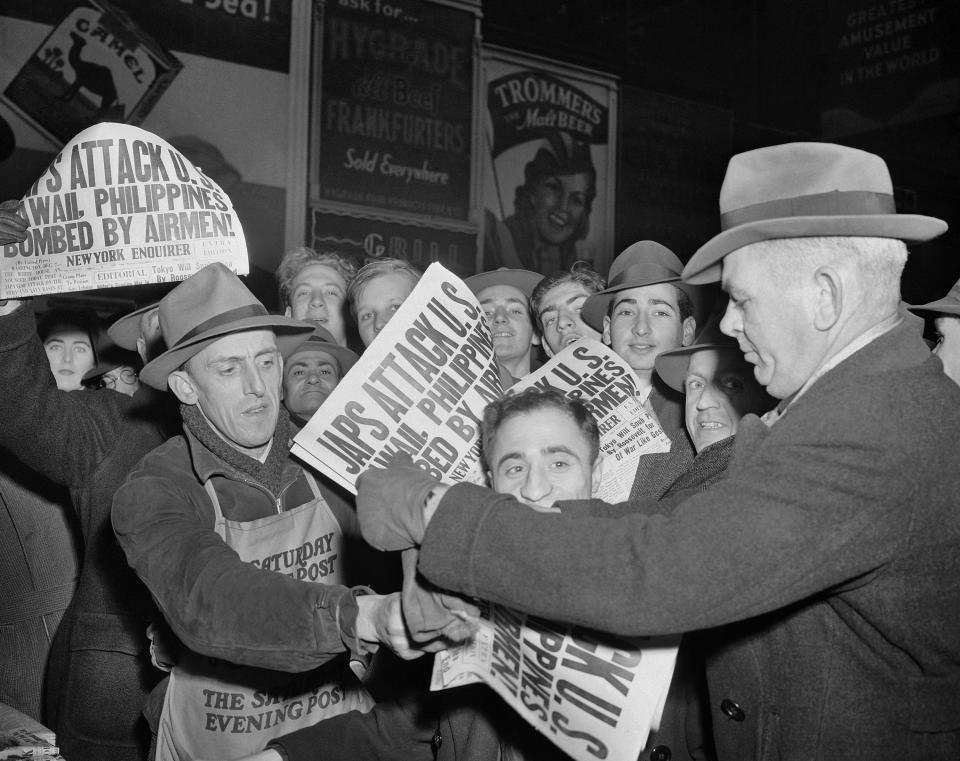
[464,268,544,299]
[283,326,359,375]
[908,277,960,317]
[140,263,314,389]
[108,303,158,352]
[654,316,743,393]
[683,142,948,285]
[580,241,700,331]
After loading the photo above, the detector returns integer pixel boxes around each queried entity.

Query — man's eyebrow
[495,451,524,470]
[482,297,528,307]
[612,296,638,308]
[544,445,579,458]
[649,298,677,310]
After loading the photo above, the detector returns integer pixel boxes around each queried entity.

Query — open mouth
[561,334,582,347]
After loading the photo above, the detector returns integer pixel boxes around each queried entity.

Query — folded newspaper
[292,263,679,761]
[0,122,249,298]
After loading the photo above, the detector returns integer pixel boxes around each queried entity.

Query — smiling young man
[112,263,417,761]
[466,268,543,382]
[277,246,356,347]
[579,241,703,499]
[530,265,606,356]
[348,258,421,348]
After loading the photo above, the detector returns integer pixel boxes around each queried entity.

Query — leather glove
[401,548,479,648]
[357,452,438,551]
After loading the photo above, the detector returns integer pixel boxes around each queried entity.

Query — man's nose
[243,364,266,396]
[492,306,509,324]
[720,301,740,336]
[631,312,650,335]
[520,467,551,505]
[557,310,575,331]
[697,384,721,409]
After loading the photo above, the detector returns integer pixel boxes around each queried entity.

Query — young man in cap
[908,277,960,386]
[0,208,171,761]
[112,263,416,761]
[530,264,606,356]
[465,268,543,382]
[580,240,701,499]
[282,326,359,426]
[355,143,960,761]
[276,246,356,347]
[348,258,421,348]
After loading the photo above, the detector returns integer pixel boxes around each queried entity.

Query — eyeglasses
[101,368,138,389]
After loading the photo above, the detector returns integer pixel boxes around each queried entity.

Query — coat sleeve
[111,449,367,672]
[0,302,123,487]
[417,408,918,636]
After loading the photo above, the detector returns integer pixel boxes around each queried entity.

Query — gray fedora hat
[581,241,700,331]
[108,303,158,352]
[283,326,359,374]
[655,316,743,393]
[683,142,948,285]
[464,268,544,299]
[907,278,960,317]
[140,263,314,390]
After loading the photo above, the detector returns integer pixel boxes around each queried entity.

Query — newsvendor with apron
[113,263,419,760]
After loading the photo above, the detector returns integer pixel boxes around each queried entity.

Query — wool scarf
[181,403,291,497]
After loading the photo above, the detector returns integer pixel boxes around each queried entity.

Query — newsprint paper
[1,122,248,298]
[292,263,680,761]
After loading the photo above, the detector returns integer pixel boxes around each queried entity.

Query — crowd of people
[0,140,958,761]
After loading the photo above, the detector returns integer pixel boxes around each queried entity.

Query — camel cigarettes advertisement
[431,602,679,761]
[292,263,501,494]
[0,122,249,298]
[511,339,670,503]
[3,0,181,145]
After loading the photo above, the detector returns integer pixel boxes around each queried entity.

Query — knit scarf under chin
[181,402,291,497]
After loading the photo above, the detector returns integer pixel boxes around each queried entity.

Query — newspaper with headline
[0,122,248,298]
[292,263,680,761]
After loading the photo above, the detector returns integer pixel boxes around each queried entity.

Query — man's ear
[681,316,697,347]
[135,337,148,365]
[813,266,842,331]
[168,369,198,405]
[590,455,603,495]
[283,305,292,318]
[531,330,541,347]
[602,315,612,346]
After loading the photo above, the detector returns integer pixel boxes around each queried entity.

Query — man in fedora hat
[111,263,417,761]
[465,267,543,383]
[908,277,960,386]
[0,207,174,761]
[580,240,702,499]
[281,326,359,427]
[353,143,960,761]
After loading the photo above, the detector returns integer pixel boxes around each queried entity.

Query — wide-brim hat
[465,268,543,300]
[140,263,314,390]
[683,142,948,285]
[283,326,359,375]
[108,303,158,352]
[907,278,960,317]
[581,241,700,330]
[655,316,743,392]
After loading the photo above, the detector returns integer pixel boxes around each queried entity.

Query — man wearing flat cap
[281,326,359,427]
[112,263,415,761]
[908,277,960,386]
[355,143,960,761]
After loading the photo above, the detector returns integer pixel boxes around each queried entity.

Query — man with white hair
[355,143,960,760]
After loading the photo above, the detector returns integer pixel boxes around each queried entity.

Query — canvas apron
[155,471,373,761]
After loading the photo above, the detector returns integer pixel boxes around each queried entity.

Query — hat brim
[683,214,948,285]
[284,339,359,375]
[654,342,741,393]
[140,316,314,390]
[465,270,544,299]
[108,303,157,351]
[581,276,698,332]
[907,297,960,317]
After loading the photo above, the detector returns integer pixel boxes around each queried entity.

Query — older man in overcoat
[356,143,960,761]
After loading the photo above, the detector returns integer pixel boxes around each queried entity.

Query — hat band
[174,303,269,347]
[721,190,896,230]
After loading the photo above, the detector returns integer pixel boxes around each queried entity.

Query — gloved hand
[401,548,479,649]
[357,452,439,551]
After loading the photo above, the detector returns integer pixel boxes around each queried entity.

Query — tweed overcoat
[417,317,960,760]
